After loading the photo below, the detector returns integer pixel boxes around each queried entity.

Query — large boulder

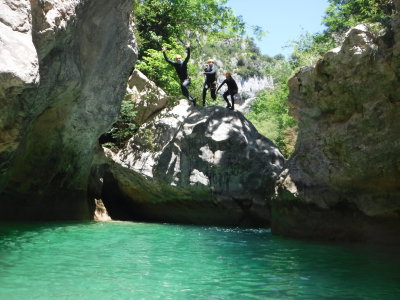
[125,69,168,126]
[99,101,284,226]
[0,0,137,220]
[274,21,400,243]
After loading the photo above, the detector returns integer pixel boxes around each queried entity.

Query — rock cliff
[94,100,284,226]
[274,19,400,243]
[0,0,137,220]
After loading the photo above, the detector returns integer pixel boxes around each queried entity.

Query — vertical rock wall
[274,11,400,244]
[0,0,137,220]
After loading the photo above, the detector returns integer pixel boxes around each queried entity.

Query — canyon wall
[0,0,137,220]
[274,15,400,244]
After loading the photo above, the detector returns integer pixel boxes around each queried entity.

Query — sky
[226,0,330,57]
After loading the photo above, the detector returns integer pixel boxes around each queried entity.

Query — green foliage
[264,57,293,85]
[287,0,396,70]
[104,98,138,148]
[288,32,337,69]
[136,41,206,101]
[322,0,395,35]
[200,37,269,78]
[136,42,184,96]
[246,84,296,157]
[133,0,245,58]
[141,128,157,152]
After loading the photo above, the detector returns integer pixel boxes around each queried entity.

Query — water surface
[1,222,399,299]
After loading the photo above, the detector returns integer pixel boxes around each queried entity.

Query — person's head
[207,59,214,65]
[225,72,232,78]
[175,55,182,62]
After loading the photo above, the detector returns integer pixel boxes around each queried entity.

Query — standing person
[216,72,238,110]
[202,59,217,106]
[162,43,196,105]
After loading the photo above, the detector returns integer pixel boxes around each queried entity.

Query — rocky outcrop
[0,0,137,220]
[98,101,284,226]
[274,21,400,244]
[125,69,168,126]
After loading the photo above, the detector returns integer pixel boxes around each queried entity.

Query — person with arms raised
[162,43,196,105]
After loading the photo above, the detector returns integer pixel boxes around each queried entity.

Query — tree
[133,0,245,58]
[245,84,296,157]
[287,0,396,70]
[322,0,395,36]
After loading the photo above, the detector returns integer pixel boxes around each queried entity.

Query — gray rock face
[125,69,168,126]
[0,0,39,94]
[0,0,39,164]
[274,22,400,244]
[104,100,284,226]
[0,0,137,220]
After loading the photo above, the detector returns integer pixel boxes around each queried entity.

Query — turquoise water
[1,222,399,299]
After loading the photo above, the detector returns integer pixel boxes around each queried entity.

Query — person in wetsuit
[162,43,196,105]
[217,72,238,110]
[202,59,217,106]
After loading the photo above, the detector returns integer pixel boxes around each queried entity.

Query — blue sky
[226,0,330,57]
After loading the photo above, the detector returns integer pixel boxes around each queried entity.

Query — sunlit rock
[94,199,112,221]
[101,100,284,226]
[125,69,168,126]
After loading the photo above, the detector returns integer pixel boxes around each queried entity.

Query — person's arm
[183,43,191,63]
[162,47,174,65]
[216,80,226,92]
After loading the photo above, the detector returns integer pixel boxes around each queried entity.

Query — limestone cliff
[274,17,400,243]
[0,0,137,220]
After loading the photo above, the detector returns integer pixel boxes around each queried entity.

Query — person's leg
[202,82,208,106]
[223,90,231,108]
[182,78,196,105]
[181,82,190,98]
[230,90,236,110]
[210,82,217,101]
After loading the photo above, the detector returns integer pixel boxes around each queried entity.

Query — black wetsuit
[217,76,238,110]
[163,47,195,103]
[202,63,217,106]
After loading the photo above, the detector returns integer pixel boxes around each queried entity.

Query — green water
[0,222,399,299]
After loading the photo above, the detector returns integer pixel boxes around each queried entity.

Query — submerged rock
[274,21,400,244]
[99,100,284,226]
[0,0,137,220]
